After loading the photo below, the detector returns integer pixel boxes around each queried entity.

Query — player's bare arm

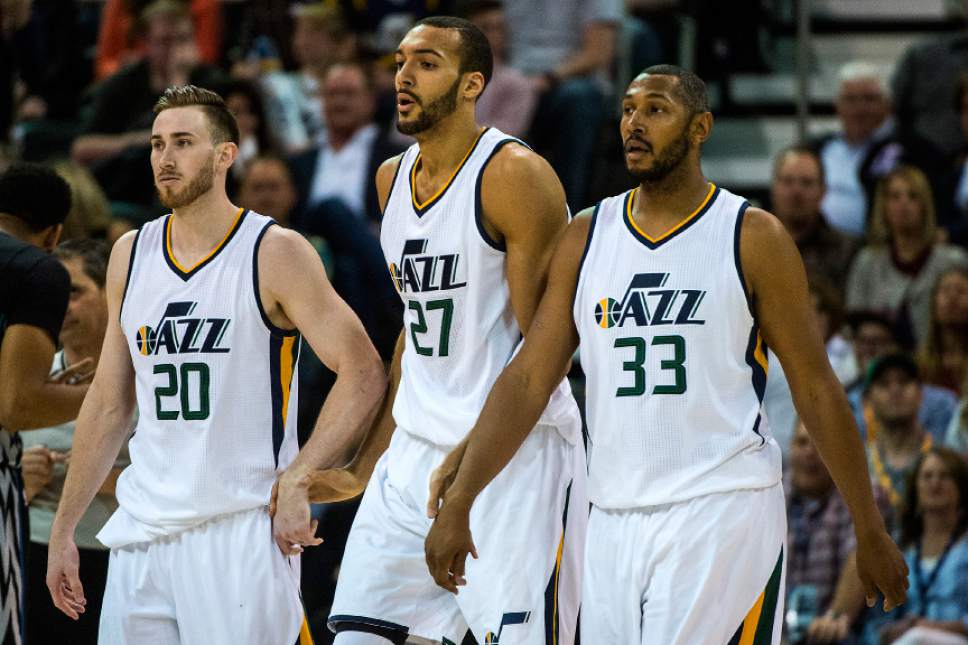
[47,232,139,619]
[301,154,404,505]
[424,211,590,593]
[259,225,387,555]
[739,207,909,611]
[0,330,90,431]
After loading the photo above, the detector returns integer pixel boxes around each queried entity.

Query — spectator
[939,72,968,245]
[223,79,278,193]
[920,267,968,393]
[71,0,227,206]
[503,0,623,209]
[260,3,356,155]
[94,0,222,81]
[785,421,890,645]
[865,353,936,513]
[945,372,968,457]
[289,60,405,230]
[846,166,968,346]
[460,0,537,138]
[871,447,968,645]
[22,239,130,645]
[0,163,86,645]
[893,17,968,158]
[770,145,858,294]
[846,312,957,445]
[815,62,893,238]
[50,160,113,241]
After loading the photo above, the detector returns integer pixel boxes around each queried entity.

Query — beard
[396,77,461,136]
[156,154,216,209]
[627,125,692,185]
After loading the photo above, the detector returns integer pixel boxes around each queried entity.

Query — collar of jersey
[623,183,718,249]
[163,208,247,281]
[409,127,489,216]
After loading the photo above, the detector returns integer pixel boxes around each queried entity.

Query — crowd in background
[2,0,968,644]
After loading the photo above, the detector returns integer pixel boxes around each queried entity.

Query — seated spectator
[260,3,356,155]
[94,0,221,81]
[846,312,956,445]
[223,79,278,194]
[770,145,858,294]
[865,353,937,513]
[870,447,968,645]
[71,0,227,206]
[460,0,537,138]
[50,160,113,241]
[920,267,968,393]
[846,166,968,346]
[22,239,130,645]
[503,0,623,209]
[785,421,890,645]
[938,73,968,245]
[289,60,406,231]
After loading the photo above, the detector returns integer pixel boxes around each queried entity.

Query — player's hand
[46,530,86,620]
[48,357,94,385]
[426,440,467,518]
[22,446,54,503]
[424,499,477,594]
[855,527,908,612]
[272,471,323,556]
[806,611,850,643]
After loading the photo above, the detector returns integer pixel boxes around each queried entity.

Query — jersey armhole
[252,221,300,337]
[119,225,143,323]
[380,154,405,217]
[576,201,602,279]
[474,137,531,252]
[733,201,756,317]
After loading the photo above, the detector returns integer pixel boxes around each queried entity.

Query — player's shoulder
[484,139,553,183]
[376,152,405,184]
[258,224,314,260]
[738,206,788,246]
[553,207,598,261]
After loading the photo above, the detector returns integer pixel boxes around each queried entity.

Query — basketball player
[425,66,909,644]
[303,16,587,645]
[45,85,386,644]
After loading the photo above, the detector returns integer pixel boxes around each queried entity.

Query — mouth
[397,93,418,114]
[158,175,180,184]
[624,138,652,159]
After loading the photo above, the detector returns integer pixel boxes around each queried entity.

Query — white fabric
[573,187,782,509]
[105,211,300,547]
[892,626,968,645]
[98,507,303,645]
[308,124,379,218]
[380,127,580,447]
[330,426,586,644]
[582,484,786,645]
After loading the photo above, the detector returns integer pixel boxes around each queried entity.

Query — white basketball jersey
[106,209,299,545]
[381,127,579,447]
[574,185,782,510]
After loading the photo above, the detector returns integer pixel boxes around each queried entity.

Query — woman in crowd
[871,447,968,645]
[847,166,968,346]
[919,267,968,393]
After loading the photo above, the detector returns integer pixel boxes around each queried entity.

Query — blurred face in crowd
[59,257,107,351]
[621,74,705,184]
[395,25,473,136]
[226,92,259,142]
[853,321,896,373]
[151,107,226,209]
[934,270,968,327]
[468,8,507,63]
[883,175,926,239]
[145,13,195,74]
[867,367,922,429]
[292,17,339,69]
[915,453,960,514]
[322,64,376,137]
[771,151,825,240]
[238,158,296,226]
[836,77,890,144]
[790,422,834,498]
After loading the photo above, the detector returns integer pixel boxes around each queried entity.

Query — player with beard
[423,65,910,644]
[45,85,386,645]
[303,15,587,645]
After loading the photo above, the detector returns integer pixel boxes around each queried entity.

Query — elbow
[0,396,33,431]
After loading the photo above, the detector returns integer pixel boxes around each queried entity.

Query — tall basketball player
[425,66,909,644]
[304,16,587,645]
[45,86,386,644]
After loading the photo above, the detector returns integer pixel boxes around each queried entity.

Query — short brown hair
[153,85,241,146]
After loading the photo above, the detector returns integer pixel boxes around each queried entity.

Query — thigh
[461,428,587,645]
[169,508,304,645]
[98,544,180,645]
[329,436,465,643]
[642,485,787,645]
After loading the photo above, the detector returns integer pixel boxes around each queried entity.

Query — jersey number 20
[154,362,211,420]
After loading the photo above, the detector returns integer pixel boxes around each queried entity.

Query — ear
[463,71,486,102]
[690,111,713,145]
[215,141,239,173]
[42,224,63,252]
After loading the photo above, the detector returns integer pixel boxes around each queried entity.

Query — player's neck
[414,115,482,179]
[633,166,710,223]
[0,216,44,248]
[170,190,240,252]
